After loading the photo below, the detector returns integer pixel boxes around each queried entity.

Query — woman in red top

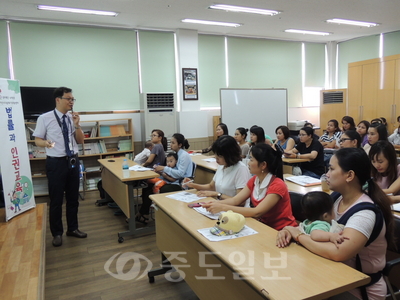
[203,144,296,230]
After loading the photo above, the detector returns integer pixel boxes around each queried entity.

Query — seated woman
[234,127,250,158]
[304,122,319,140]
[142,129,168,167]
[319,119,342,149]
[249,125,266,146]
[339,130,361,149]
[184,135,251,201]
[363,122,388,155]
[137,133,193,223]
[388,115,400,149]
[274,125,295,151]
[202,143,297,231]
[277,148,394,300]
[357,120,370,147]
[193,123,228,154]
[284,127,325,179]
[370,140,400,203]
[341,116,356,132]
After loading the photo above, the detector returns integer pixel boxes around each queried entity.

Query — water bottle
[122,158,129,178]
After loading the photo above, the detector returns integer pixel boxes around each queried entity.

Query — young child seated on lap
[134,141,153,165]
[298,191,347,248]
[147,153,179,193]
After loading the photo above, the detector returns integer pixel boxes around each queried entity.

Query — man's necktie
[62,115,72,157]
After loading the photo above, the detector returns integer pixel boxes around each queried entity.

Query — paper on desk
[391,203,400,212]
[197,225,258,242]
[193,207,223,220]
[202,157,216,162]
[285,175,321,186]
[129,165,153,171]
[166,191,206,203]
[188,153,201,156]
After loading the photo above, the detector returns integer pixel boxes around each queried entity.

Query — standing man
[33,87,87,247]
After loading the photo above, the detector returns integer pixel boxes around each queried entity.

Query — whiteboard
[220,89,288,140]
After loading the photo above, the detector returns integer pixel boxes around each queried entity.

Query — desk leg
[147,253,174,283]
[117,182,155,243]
[95,192,113,206]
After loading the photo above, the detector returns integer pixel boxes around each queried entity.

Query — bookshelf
[25,118,134,196]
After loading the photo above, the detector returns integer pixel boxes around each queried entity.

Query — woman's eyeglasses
[339,138,353,143]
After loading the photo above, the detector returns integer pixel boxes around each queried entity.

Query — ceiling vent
[322,91,344,104]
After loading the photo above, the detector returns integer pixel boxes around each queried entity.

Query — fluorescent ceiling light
[182,19,241,27]
[326,18,378,27]
[285,29,331,36]
[209,4,280,16]
[37,5,118,17]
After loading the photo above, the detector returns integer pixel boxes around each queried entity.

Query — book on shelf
[99,125,126,137]
[285,175,322,187]
[118,139,132,151]
[90,124,98,138]
[85,166,101,172]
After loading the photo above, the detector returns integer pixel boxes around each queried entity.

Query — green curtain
[0,21,9,79]
[304,43,325,87]
[10,22,139,110]
[383,31,400,57]
[198,34,226,107]
[337,35,380,88]
[138,31,176,94]
[227,37,302,107]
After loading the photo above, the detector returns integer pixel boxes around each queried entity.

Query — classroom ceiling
[1,0,400,43]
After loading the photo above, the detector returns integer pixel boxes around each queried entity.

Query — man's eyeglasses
[339,138,353,143]
[61,97,76,102]
[298,134,307,137]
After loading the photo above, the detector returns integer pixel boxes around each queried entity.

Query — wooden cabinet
[347,65,362,121]
[348,54,400,132]
[26,118,134,196]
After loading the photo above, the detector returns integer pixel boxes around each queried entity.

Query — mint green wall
[227,37,303,107]
[0,21,9,79]
[304,43,325,87]
[198,35,226,107]
[384,31,400,57]
[10,22,139,110]
[139,31,176,94]
[337,35,380,88]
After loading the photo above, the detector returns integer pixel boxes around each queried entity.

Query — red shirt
[247,176,297,230]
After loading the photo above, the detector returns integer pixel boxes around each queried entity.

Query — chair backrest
[289,191,306,222]
[389,216,400,253]
[190,162,197,179]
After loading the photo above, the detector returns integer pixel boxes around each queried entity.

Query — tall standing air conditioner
[140,93,177,148]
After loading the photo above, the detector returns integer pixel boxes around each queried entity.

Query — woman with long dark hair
[370,140,400,203]
[277,148,394,300]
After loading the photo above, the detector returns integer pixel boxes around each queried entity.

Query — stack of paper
[391,203,400,212]
[285,175,321,186]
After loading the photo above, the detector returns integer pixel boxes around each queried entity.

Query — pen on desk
[182,180,193,186]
